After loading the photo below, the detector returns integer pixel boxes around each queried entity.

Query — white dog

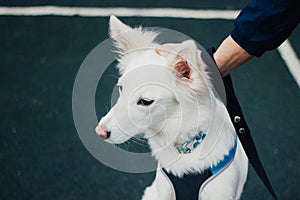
[95,16,248,200]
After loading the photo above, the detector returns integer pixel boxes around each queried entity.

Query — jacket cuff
[231,28,265,57]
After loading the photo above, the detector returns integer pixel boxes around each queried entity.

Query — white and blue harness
[161,132,238,200]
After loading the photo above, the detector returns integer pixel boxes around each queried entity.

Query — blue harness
[162,133,238,200]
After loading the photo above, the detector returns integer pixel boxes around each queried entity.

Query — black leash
[223,75,279,200]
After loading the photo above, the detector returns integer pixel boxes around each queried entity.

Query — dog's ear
[156,40,211,92]
[109,15,133,52]
[109,15,158,54]
[157,40,201,80]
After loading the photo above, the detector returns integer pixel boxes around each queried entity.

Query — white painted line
[278,40,300,87]
[0,6,240,19]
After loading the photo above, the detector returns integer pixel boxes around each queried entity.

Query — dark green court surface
[0,1,299,200]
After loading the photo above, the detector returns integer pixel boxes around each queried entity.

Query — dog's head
[96,16,212,145]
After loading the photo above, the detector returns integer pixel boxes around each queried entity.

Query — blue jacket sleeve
[231,0,300,57]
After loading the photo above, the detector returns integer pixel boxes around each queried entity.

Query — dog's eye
[137,98,154,106]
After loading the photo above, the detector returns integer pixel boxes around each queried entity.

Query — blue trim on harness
[210,136,238,174]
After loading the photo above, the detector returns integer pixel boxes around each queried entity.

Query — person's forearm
[213,35,253,77]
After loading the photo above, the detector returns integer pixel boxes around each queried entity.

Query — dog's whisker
[122,140,136,151]
[103,103,109,113]
[130,137,147,146]
[107,74,120,80]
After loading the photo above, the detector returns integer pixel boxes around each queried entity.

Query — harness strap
[162,168,212,200]
[223,74,279,200]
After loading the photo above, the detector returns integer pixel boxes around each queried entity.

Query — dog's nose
[95,125,111,139]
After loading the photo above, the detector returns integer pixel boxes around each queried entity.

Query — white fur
[97,16,248,200]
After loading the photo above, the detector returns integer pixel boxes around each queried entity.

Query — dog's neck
[147,90,236,177]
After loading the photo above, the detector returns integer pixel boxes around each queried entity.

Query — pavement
[0,1,299,199]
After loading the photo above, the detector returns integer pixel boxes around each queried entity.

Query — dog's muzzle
[95,125,111,139]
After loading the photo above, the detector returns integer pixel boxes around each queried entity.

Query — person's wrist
[214,35,253,77]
